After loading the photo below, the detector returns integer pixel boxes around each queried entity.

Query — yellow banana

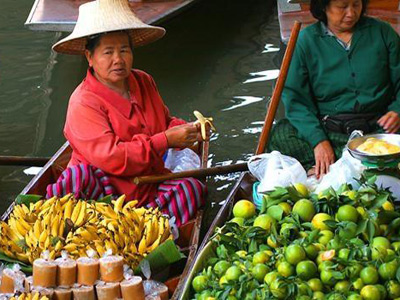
[32,293,40,300]
[122,200,138,215]
[105,239,118,254]
[51,213,61,237]
[17,216,32,232]
[63,199,74,220]
[9,217,26,238]
[193,110,217,140]
[138,235,148,255]
[33,219,42,240]
[63,243,78,252]
[75,228,94,241]
[40,196,57,211]
[16,252,30,263]
[95,202,118,219]
[94,241,106,256]
[32,199,44,213]
[112,194,126,214]
[147,235,162,253]
[55,240,63,252]
[74,201,87,227]
[39,230,48,245]
[58,219,65,237]
[70,201,82,224]
[44,235,51,249]
[59,193,73,205]
[160,217,171,243]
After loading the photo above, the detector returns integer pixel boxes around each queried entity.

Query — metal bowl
[346,133,400,165]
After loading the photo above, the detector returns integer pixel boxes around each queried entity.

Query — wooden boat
[278,0,400,44]
[25,0,199,32]
[179,172,255,300]
[0,140,209,300]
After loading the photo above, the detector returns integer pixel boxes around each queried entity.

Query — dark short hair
[310,0,368,24]
[85,30,133,53]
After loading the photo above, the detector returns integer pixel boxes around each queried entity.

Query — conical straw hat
[52,0,166,55]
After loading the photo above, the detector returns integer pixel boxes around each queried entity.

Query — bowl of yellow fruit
[347,134,400,165]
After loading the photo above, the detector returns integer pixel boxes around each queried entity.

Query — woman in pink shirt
[48,0,208,226]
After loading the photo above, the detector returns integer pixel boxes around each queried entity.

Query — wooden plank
[25,0,197,31]
[278,0,400,44]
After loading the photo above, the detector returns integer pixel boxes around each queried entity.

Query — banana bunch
[9,293,48,300]
[0,194,173,269]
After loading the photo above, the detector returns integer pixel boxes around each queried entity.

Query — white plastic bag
[247,151,307,193]
[315,131,365,193]
[164,148,201,173]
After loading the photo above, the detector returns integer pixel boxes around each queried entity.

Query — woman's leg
[46,164,115,200]
[147,177,207,227]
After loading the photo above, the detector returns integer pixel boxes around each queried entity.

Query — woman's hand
[378,111,400,133]
[165,123,203,148]
[314,140,335,179]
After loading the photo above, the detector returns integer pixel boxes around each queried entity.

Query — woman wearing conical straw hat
[49,0,208,227]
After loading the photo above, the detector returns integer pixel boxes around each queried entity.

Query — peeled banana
[193,110,217,140]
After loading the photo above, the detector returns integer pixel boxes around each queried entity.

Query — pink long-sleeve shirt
[64,69,185,205]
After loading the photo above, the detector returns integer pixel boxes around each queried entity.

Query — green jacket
[282,17,400,148]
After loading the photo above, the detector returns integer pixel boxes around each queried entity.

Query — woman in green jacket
[269,0,400,178]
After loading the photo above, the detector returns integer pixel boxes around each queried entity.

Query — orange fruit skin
[292,199,316,222]
[285,244,306,265]
[232,200,256,219]
[337,205,359,222]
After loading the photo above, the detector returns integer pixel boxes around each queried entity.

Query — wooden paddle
[0,156,50,167]
[134,21,302,185]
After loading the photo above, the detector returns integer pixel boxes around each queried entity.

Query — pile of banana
[0,195,173,268]
[9,293,49,300]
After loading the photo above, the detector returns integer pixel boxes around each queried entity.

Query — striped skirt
[147,178,207,227]
[46,164,115,200]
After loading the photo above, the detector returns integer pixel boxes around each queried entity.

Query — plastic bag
[247,151,307,193]
[164,148,201,172]
[315,131,365,193]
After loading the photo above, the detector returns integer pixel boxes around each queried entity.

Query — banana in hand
[193,110,217,140]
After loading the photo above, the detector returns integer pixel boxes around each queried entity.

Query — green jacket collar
[312,16,373,37]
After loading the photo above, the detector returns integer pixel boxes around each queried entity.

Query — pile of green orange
[191,177,400,300]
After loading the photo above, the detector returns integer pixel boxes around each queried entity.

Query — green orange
[232,200,256,219]
[308,278,323,292]
[253,214,275,232]
[337,205,359,222]
[225,266,242,281]
[360,266,379,285]
[292,199,316,222]
[285,244,306,265]
[213,260,230,276]
[360,285,381,300]
[296,260,317,280]
[312,213,333,230]
[192,275,208,292]
[252,263,269,283]
[277,261,294,277]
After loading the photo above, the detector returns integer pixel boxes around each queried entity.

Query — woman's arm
[283,37,336,177]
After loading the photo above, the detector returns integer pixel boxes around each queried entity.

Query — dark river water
[0,0,281,221]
